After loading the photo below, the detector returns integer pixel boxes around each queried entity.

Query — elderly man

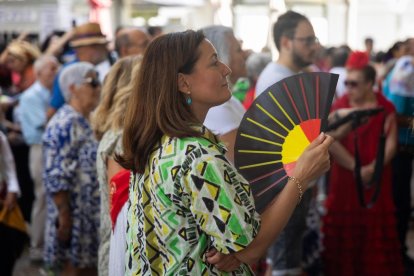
[115,27,150,58]
[18,54,59,261]
[47,22,113,119]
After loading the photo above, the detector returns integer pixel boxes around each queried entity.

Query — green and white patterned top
[126,126,261,275]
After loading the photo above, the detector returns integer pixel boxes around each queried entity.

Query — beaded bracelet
[288,176,303,204]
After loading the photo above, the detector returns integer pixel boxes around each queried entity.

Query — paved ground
[12,220,414,276]
[12,247,46,276]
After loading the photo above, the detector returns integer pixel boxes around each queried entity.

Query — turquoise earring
[186,92,192,105]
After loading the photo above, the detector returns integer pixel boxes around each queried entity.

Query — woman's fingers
[294,134,334,183]
[321,134,335,149]
[215,257,240,271]
[206,251,221,264]
[206,250,241,272]
[4,192,17,211]
[305,132,326,151]
[205,248,217,258]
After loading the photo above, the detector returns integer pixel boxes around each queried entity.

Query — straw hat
[70,22,108,48]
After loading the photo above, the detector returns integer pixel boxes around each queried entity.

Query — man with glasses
[256,11,318,96]
[255,10,319,276]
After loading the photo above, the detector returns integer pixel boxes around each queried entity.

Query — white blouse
[0,131,20,194]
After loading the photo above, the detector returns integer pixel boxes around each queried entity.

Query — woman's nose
[222,62,232,77]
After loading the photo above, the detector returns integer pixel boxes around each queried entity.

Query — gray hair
[33,55,59,75]
[59,62,95,102]
[246,52,272,81]
[201,25,234,65]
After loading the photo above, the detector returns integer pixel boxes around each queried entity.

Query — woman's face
[183,39,232,112]
[345,70,372,103]
[6,54,26,73]
[72,71,101,115]
[228,35,247,84]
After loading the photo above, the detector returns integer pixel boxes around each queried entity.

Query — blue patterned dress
[43,104,100,268]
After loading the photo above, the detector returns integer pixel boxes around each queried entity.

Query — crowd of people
[0,9,413,276]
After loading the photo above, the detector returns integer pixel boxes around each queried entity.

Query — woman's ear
[177,73,190,94]
[68,83,77,98]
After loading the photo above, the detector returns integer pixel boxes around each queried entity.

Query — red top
[109,169,130,230]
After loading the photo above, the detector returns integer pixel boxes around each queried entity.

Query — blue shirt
[50,59,111,110]
[383,55,414,145]
[50,60,77,110]
[18,81,51,145]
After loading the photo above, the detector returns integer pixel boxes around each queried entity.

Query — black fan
[235,72,338,213]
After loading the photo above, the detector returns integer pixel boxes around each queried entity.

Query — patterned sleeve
[181,148,261,254]
[43,119,79,194]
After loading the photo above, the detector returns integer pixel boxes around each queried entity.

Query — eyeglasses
[344,80,360,88]
[292,36,319,46]
[83,77,101,88]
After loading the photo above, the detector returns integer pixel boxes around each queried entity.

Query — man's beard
[292,50,312,69]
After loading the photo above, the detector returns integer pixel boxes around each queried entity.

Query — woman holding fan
[118,30,333,275]
[322,51,403,275]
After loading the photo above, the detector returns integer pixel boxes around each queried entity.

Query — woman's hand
[206,248,241,272]
[293,133,334,186]
[4,192,17,211]
[360,163,375,188]
[57,207,72,245]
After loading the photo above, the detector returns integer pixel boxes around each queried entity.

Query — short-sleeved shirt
[18,81,51,145]
[126,126,261,275]
[0,131,20,194]
[204,96,245,136]
[255,62,296,98]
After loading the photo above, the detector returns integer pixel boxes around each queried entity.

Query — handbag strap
[353,112,386,208]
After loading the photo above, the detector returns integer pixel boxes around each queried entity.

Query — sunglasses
[83,77,101,88]
[344,80,360,88]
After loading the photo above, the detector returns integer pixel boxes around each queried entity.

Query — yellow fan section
[281,125,311,164]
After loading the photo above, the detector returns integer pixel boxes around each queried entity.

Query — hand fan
[234,72,338,213]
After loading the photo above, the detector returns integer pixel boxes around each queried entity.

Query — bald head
[115,28,150,58]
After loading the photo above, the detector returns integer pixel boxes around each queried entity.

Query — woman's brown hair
[117,30,205,173]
